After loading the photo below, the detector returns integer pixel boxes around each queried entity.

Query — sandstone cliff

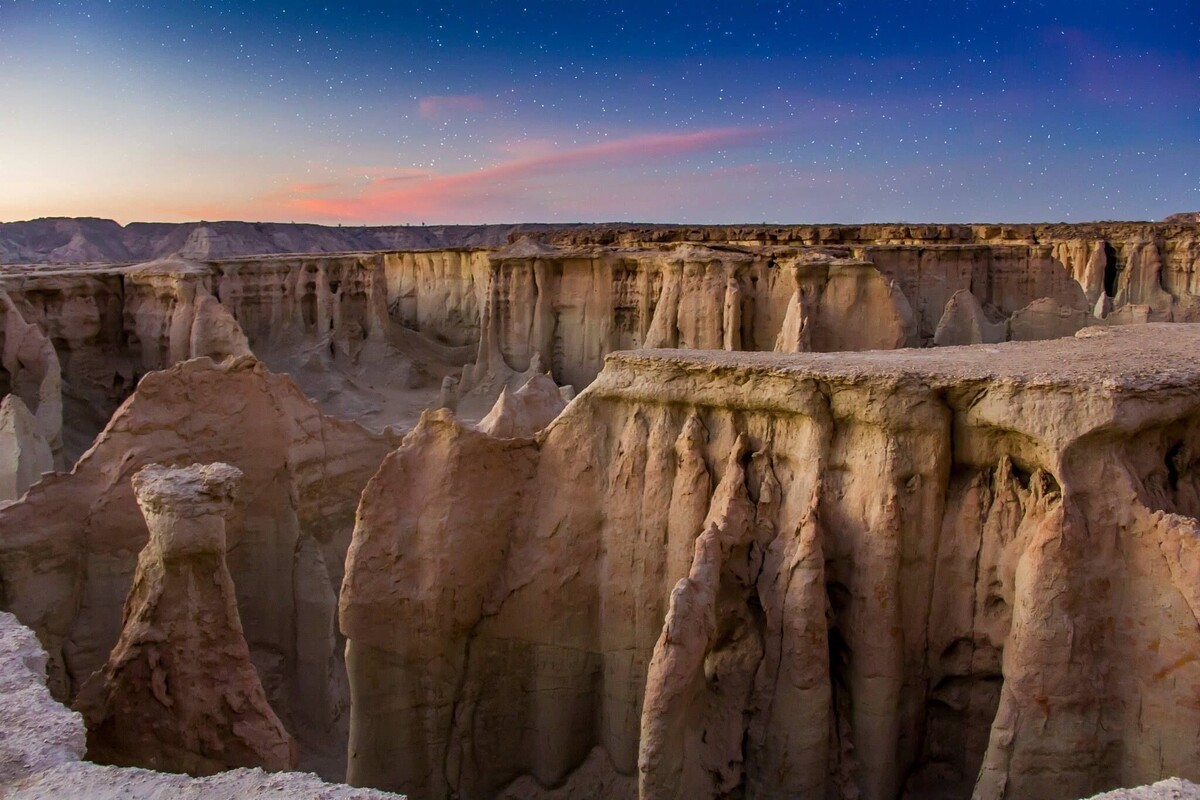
[4,221,1198,464]
[0,252,478,463]
[341,324,1200,800]
[77,463,295,775]
[0,394,53,502]
[462,226,1198,391]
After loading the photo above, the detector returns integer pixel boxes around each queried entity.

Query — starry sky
[0,1,1196,225]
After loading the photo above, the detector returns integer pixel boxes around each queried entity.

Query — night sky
[1,1,1196,224]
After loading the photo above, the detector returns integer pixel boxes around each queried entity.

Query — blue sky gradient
[0,0,1196,223]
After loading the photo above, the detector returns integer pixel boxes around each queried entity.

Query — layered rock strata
[342,324,1200,800]
[0,356,395,777]
[77,462,295,774]
[0,252,479,452]
[0,261,250,462]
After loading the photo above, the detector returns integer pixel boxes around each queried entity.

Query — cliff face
[3,222,1197,461]
[0,609,409,798]
[0,261,251,463]
[463,242,919,395]
[0,252,480,461]
[463,226,1199,391]
[341,324,1200,800]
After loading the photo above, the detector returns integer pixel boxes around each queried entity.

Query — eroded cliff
[342,324,1200,800]
[2,221,1198,461]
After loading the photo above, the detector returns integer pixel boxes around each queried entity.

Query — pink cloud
[289,126,771,222]
[289,181,337,194]
[418,94,486,120]
[369,168,435,187]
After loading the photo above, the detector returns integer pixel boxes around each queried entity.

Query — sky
[0,1,1196,225]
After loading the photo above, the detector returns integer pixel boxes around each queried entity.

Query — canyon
[1,219,1200,800]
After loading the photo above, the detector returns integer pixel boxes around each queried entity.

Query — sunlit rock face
[343,325,1200,800]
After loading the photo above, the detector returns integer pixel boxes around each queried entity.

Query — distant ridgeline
[0,218,584,264]
[1,215,1197,265]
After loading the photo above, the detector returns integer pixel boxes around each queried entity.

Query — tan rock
[76,463,296,775]
[933,289,1006,346]
[341,410,539,798]
[476,373,567,438]
[0,610,406,799]
[343,324,1200,800]
[0,288,64,467]
[1007,296,1093,340]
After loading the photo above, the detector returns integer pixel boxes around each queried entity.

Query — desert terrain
[2,217,1200,800]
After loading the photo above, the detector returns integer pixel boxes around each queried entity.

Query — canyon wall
[2,222,1197,457]
[2,223,1198,798]
[463,225,1199,391]
[0,252,481,458]
[341,324,1200,800]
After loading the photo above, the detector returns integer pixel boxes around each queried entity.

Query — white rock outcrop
[0,611,404,799]
[0,394,53,502]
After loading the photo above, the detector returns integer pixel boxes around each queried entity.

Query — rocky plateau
[1,218,1200,800]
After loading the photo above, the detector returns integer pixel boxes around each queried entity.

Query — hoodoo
[76,462,296,775]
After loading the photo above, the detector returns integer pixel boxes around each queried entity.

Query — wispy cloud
[417,94,486,120]
[289,181,338,194]
[287,126,771,222]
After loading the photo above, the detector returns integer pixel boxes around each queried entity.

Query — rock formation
[0,356,395,777]
[0,610,405,799]
[2,218,1200,799]
[476,373,568,438]
[3,220,1198,454]
[342,324,1200,800]
[76,463,295,775]
[0,287,64,466]
[934,290,1007,346]
[0,394,53,502]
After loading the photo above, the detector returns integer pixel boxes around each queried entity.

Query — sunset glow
[0,1,1196,224]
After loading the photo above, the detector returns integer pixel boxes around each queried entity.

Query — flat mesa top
[612,324,1200,392]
